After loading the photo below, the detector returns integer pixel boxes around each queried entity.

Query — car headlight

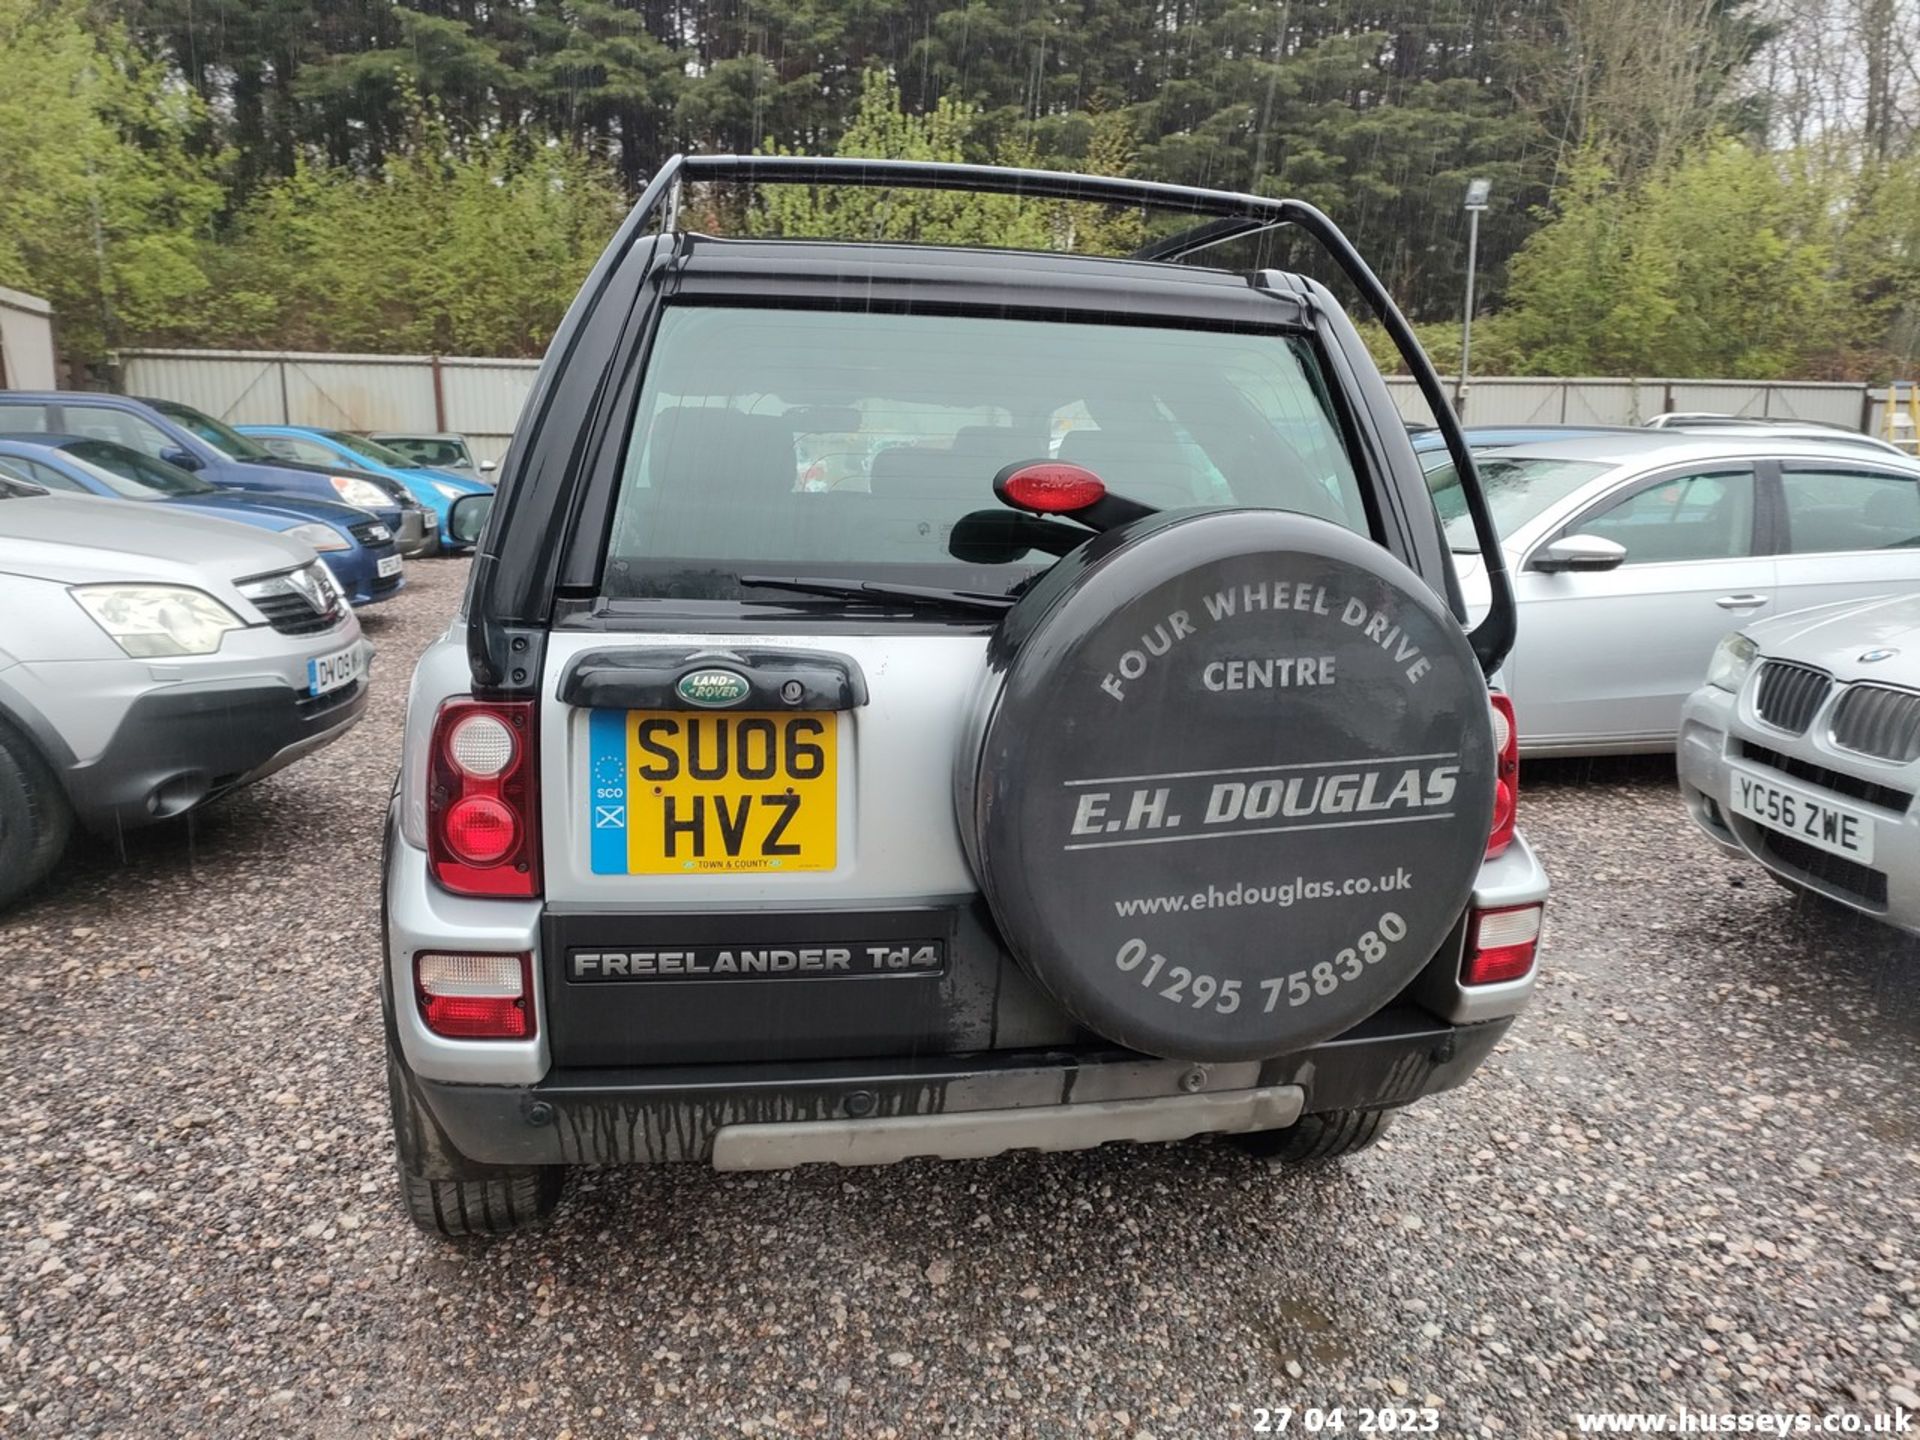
[309,561,348,607]
[1707,632,1759,692]
[431,481,465,500]
[284,521,349,553]
[329,475,393,509]
[70,584,245,658]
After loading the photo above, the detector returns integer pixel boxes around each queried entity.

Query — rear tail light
[1486,692,1518,858]
[428,699,540,897]
[1461,903,1542,986]
[415,952,533,1039]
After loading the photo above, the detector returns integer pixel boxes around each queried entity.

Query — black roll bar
[471,155,1517,680]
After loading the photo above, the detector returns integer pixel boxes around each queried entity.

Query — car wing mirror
[160,446,202,471]
[448,491,494,546]
[478,459,495,474]
[1533,533,1628,573]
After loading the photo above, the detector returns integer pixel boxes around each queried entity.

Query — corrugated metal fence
[0,288,57,391]
[117,349,538,465]
[1388,376,1899,435]
[116,348,1920,459]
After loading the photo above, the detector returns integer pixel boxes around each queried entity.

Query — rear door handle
[1715,593,1769,610]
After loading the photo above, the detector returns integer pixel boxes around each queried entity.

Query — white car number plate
[376,554,403,578]
[307,645,360,697]
[1729,765,1873,864]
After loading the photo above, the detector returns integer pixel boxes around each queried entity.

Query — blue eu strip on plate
[589,708,629,874]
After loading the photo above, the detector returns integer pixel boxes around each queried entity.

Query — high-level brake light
[1001,462,1107,514]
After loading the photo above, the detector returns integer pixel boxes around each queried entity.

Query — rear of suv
[383,157,1549,1237]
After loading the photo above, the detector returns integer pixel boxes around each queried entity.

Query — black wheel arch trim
[0,680,78,781]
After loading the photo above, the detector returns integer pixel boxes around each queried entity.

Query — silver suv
[382,157,1549,1237]
[0,476,374,909]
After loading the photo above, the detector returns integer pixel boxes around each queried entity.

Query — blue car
[0,435,406,606]
[239,425,492,551]
[0,392,432,556]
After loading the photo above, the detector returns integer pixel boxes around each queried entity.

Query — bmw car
[1679,595,1920,934]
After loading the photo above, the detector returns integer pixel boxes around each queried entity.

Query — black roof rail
[467,155,1516,683]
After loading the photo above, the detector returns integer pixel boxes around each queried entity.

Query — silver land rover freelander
[382,156,1549,1237]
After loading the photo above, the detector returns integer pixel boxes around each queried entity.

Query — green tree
[1492,143,1840,378]
[0,0,220,368]
[1830,153,1920,377]
[748,70,1054,249]
[109,0,1594,322]
[194,106,625,355]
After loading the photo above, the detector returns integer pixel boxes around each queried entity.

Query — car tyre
[0,720,72,912]
[386,1042,565,1238]
[397,1166,566,1239]
[1231,1107,1394,1167]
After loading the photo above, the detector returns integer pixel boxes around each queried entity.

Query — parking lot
[2,556,1916,1438]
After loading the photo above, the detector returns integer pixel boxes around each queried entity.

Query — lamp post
[1455,177,1491,416]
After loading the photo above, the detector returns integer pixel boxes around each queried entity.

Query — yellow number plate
[588,710,837,874]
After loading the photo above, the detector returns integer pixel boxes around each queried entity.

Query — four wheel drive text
[1097,581,1434,703]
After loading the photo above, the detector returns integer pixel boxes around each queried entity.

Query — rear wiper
[738,575,1015,615]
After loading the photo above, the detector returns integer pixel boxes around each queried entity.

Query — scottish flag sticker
[588,709,629,874]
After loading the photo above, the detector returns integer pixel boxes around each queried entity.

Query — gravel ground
[2,555,1916,1439]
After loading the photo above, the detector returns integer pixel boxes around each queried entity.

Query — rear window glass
[601,307,1365,599]
[382,436,469,468]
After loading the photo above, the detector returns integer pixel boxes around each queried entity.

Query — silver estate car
[1678,595,1920,933]
[0,475,375,909]
[1425,434,1920,754]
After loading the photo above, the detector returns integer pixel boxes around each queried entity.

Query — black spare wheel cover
[963,509,1495,1063]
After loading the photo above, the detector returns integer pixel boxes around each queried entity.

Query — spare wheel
[958,508,1495,1063]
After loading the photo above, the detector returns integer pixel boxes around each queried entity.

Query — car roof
[1409,424,1645,449]
[0,433,91,448]
[1463,431,1920,471]
[0,391,148,408]
[667,234,1315,329]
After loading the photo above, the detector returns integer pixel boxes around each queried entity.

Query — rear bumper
[384,818,1538,1173]
[398,1008,1511,1171]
